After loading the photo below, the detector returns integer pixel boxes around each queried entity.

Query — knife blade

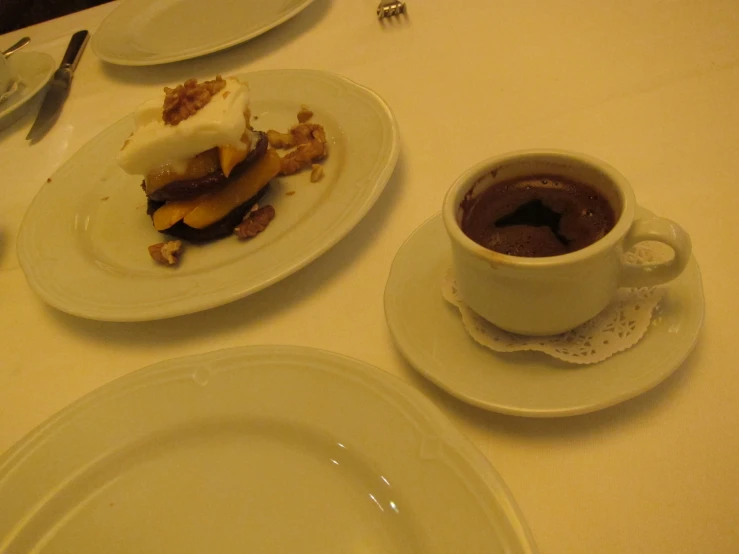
[26,30,89,143]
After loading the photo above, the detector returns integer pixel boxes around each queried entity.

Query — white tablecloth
[1,1,737,552]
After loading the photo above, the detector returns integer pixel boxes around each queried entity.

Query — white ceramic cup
[443,150,692,336]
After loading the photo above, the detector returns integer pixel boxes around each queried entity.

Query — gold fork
[377,0,407,19]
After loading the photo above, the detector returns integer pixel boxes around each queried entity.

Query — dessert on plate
[117,75,327,265]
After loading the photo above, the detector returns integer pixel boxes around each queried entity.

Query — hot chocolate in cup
[443,150,692,336]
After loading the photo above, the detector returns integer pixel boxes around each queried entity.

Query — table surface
[1,1,737,552]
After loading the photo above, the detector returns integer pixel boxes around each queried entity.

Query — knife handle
[60,30,90,72]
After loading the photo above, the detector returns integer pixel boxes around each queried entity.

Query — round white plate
[0,346,537,553]
[18,70,399,321]
[91,0,315,66]
[0,52,55,123]
[384,214,705,417]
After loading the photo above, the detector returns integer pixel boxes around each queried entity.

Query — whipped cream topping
[117,77,249,175]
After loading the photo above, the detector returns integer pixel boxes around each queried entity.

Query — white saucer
[0,52,55,124]
[0,346,537,553]
[384,214,704,417]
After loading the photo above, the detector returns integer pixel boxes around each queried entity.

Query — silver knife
[26,30,89,143]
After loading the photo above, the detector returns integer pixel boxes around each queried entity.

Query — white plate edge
[91,0,317,66]
[0,345,538,553]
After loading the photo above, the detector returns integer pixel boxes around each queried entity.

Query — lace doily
[443,243,668,364]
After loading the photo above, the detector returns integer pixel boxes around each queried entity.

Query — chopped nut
[162,76,227,126]
[234,205,275,239]
[46,177,52,182]
[266,115,328,177]
[310,164,324,182]
[279,123,328,175]
[297,105,313,123]
[267,129,296,148]
[148,240,183,265]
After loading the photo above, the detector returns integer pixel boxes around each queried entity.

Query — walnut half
[234,205,276,239]
[148,240,183,266]
[277,123,328,176]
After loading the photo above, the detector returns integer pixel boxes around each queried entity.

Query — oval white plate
[384,214,705,417]
[91,0,315,66]
[0,346,537,553]
[0,52,55,123]
[18,70,399,321]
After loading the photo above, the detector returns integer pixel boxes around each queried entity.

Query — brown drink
[460,176,616,257]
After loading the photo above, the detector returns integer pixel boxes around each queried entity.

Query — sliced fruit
[152,196,203,231]
[218,143,249,177]
[145,148,220,194]
[184,148,281,229]
[146,133,267,203]
[219,124,253,177]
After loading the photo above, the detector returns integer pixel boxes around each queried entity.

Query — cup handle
[619,216,692,288]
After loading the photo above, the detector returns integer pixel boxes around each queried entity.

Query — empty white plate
[91,0,315,65]
[0,346,537,553]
